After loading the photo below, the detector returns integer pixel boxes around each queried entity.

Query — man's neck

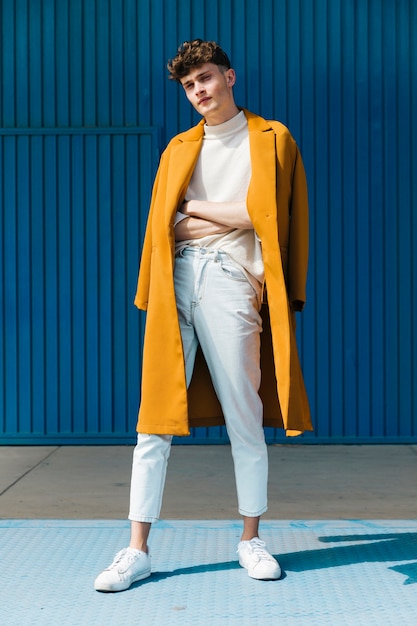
[204,104,240,126]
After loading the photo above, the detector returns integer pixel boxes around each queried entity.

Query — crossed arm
[175,200,253,241]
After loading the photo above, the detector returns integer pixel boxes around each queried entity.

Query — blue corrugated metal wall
[1,0,416,443]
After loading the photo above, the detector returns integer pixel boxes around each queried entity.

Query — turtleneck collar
[203,110,247,139]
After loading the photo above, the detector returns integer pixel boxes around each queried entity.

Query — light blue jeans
[129,247,268,522]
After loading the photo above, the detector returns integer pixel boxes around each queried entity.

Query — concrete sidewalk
[1,444,416,519]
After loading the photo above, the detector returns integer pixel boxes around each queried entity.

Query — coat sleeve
[133,157,163,311]
[288,146,309,311]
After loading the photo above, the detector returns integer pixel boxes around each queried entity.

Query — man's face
[180,62,237,125]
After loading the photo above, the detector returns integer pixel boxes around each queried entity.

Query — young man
[94,39,312,592]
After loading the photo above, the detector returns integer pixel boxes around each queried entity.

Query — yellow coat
[134,109,313,437]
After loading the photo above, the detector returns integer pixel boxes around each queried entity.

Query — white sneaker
[94,547,151,592]
[237,537,281,580]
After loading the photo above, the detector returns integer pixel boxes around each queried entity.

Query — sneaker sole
[238,558,281,581]
[94,569,151,592]
[247,569,281,580]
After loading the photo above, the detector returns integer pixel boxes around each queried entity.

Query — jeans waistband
[176,246,228,260]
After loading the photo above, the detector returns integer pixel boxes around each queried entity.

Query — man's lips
[198,96,211,105]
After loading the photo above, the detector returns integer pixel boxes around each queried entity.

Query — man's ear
[226,68,236,87]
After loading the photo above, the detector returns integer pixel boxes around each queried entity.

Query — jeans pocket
[218,258,262,310]
[219,259,248,282]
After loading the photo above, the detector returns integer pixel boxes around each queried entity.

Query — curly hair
[167,39,231,82]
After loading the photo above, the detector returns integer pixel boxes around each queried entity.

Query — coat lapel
[164,123,204,222]
[245,110,278,230]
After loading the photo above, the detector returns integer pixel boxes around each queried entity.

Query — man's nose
[195,82,205,95]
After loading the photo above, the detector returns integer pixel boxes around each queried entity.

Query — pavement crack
[0,447,61,497]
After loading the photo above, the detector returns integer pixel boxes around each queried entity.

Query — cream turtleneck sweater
[175,110,264,289]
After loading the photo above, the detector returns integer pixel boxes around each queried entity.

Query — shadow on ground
[281,532,417,585]
[125,532,417,590]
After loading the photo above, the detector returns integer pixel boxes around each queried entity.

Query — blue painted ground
[1,520,417,625]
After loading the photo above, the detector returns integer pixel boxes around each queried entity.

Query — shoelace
[248,538,275,562]
[107,548,136,570]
